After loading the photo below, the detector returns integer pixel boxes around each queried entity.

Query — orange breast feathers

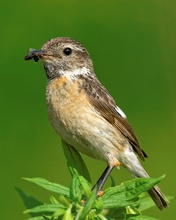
[46,77,94,136]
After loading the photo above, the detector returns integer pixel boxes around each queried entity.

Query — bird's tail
[133,164,169,210]
[123,151,169,210]
[148,185,169,210]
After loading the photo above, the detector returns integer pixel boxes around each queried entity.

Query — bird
[24,37,169,210]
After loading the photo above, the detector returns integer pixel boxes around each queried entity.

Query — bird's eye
[63,48,72,56]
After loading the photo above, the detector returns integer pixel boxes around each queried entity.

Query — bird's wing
[82,77,147,161]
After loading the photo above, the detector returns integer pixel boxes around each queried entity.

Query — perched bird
[25,37,169,210]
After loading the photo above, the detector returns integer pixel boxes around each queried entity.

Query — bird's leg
[92,165,114,195]
[81,165,115,205]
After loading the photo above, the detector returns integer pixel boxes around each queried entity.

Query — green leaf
[126,206,140,215]
[101,176,164,209]
[62,140,91,182]
[137,195,156,212]
[97,213,109,220]
[57,195,70,207]
[53,207,66,217]
[26,217,45,220]
[16,187,43,210]
[50,195,59,204]
[70,174,82,202]
[24,204,66,214]
[63,204,73,220]
[43,215,52,220]
[126,215,158,220]
[106,207,126,219]
[23,177,70,198]
[78,175,92,198]
[76,189,97,220]
[109,176,116,187]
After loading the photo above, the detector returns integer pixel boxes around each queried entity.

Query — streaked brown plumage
[24,37,169,210]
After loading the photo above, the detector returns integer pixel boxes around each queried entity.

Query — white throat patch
[60,67,91,81]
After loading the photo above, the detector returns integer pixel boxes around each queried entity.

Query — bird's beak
[24,49,46,62]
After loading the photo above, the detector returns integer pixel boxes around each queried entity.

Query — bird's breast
[46,76,100,156]
[46,77,88,132]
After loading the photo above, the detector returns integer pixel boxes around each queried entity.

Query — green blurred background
[1,0,175,219]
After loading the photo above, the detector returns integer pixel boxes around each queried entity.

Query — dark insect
[24,48,44,62]
[33,55,39,62]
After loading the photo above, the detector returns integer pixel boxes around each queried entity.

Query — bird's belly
[46,77,126,162]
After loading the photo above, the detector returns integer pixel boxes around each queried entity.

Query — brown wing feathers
[82,78,147,161]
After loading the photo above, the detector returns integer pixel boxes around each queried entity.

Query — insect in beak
[24,49,46,62]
